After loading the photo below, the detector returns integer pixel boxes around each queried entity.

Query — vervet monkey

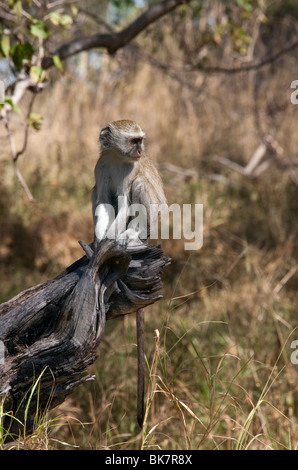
[92,119,167,426]
[92,119,167,243]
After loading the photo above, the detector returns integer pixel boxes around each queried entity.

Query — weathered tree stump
[0,239,170,436]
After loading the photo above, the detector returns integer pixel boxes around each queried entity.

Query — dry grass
[0,54,297,449]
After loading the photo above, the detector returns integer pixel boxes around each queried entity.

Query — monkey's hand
[118,228,143,247]
[126,237,144,248]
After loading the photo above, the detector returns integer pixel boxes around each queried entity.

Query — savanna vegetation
[0,0,297,450]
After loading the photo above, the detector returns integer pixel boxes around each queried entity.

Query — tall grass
[0,368,57,450]
[0,367,84,450]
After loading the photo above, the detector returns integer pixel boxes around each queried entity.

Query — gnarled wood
[0,239,170,436]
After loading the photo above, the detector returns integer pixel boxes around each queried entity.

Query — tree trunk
[0,239,170,437]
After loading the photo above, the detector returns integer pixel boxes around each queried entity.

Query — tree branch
[3,114,36,202]
[14,92,37,162]
[195,38,298,74]
[41,0,190,69]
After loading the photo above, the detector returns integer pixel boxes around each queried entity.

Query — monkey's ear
[99,126,111,146]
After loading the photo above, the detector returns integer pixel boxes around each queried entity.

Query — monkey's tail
[136,308,145,428]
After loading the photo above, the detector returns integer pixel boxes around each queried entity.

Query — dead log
[0,239,170,437]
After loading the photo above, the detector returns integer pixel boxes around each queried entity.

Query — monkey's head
[99,120,146,161]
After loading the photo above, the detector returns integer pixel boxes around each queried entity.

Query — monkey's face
[100,120,146,162]
[127,136,145,160]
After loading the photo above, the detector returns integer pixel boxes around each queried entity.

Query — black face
[128,137,144,159]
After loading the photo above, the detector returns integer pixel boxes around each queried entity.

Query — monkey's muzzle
[129,149,142,160]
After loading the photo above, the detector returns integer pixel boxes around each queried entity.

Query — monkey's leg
[136,308,145,427]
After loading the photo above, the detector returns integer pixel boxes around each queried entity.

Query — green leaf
[53,54,64,73]
[11,44,24,71]
[28,112,43,130]
[30,22,49,39]
[1,35,10,58]
[112,0,135,8]
[13,0,22,21]
[4,97,21,114]
[60,14,73,27]
[30,65,46,82]
[49,11,73,27]
[23,42,34,60]
[71,6,78,16]
[11,42,34,71]
[49,11,61,25]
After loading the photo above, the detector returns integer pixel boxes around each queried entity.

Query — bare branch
[3,114,36,202]
[195,38,298,75]
[212,155,250,176]
[159,162,197,179]
[14,92,37,162]
[41,0,191,69]
[244,143,267,175]
[211,134,298,186]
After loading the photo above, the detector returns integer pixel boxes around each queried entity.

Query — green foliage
[0,96,21,114]
[53,54,64,73]
[30,65,46,82]
[112,0,136,9]
[9,0,22,20]
[236,0,253,12]
[49,11,73,28]
[0,3,78,73]
[8,42,34,71]
[29,21,50,39]
[28,112,43,130]
[1,35,10,58]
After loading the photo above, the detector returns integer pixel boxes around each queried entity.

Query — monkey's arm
[106,195,131,242]
[92,186,115,241]
[132,176,167,207]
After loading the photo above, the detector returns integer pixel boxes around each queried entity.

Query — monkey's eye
[130,138,142,145]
